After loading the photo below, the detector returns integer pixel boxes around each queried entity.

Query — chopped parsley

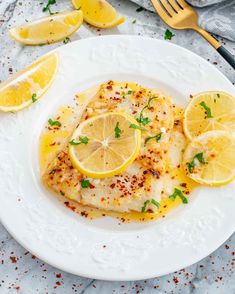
[141,199,160,212]
[48,118,61,127]
[63,37,71,44]
[120,90,132,98]
[80,179,90,188]
[145,133,162,146]
[164,29,174,40]
[186,152,206,173]
[136,116,151,126]
[200,101,213,118]
[136,7,145,12]
[42,0,57,14]
[129,124,147,131]
[114,122,122,138]
[32,93,37,103]
[69,137,89,145]
[136,96,158,126]
[169,188,188,204]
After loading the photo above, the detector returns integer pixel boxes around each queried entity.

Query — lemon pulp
[183,91,235,140]
[10,10,83,45]
[69,112,141,178]
[0,53,59,112]
[183,130,235,186]
[72,0,124,28]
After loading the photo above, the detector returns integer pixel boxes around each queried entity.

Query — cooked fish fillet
[42,81,174,213]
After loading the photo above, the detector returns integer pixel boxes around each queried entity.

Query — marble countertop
[0,0,234,293]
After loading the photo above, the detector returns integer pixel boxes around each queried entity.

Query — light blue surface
[0,0,234,293]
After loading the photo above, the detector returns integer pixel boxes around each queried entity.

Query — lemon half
[0,53,59,112]
[183,91,235,140]
[69,112,141,178]
[72,0,125,28]
[183,130,235,186]
[9,10,83,45]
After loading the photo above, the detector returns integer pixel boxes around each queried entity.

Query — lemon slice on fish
[69,112,141,178]
[0,53,59,112]
[183,91,235,140]
[72,0,124,28]
[9,10,83,45]
[183,130,235,186]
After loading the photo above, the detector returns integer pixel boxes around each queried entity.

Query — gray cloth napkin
[129,0,235,41]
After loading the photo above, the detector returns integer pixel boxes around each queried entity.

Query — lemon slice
[183,91,235,140]
[69,112,141,178]
[72,0,125,28]
[9,10,83,45]
[0,53,59,112]
[183,130,235,186]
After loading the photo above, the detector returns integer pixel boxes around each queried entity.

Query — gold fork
[151,0,235,69]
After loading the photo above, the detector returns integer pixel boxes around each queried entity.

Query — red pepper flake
[56,281,61,286]
[89,184,95,189]
[92,284,96,288]
[31,255,37,260]
[173,276,179,284]
[81,211,88,218]
[56,273,62,278]
[10,256,17,263]
[101,197,105,202]
[15,286,20,291]
[110,183,116,189]
[232,252,235,256]
[24,251,29,255]
[225,244,229,249]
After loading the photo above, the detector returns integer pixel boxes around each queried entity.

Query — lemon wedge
[69,112,141,178]
[183,130,235,186]
[72,0,125,28]
[9,10,83,45]
[0,53,59,112]
[183,91,235,140]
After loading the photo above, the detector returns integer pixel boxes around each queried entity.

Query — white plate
[0,36,234,281]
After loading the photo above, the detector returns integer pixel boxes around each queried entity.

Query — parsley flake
[186,152,206,173]
[169,188,188,204]
[80,179,90,188]
[164,29,175,40]
[114,122,122,138]
[63,37,71,44]
[42,0,57,15]
[144,133,162,145]
[32,93,37,103]
[129,124,147,131]
[200,101,213,118]
[141,199,160,212]
[48,118,61,127]
[69,137,89,145]
[136,96,158,126]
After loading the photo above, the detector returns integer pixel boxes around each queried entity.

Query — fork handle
[194,26,235,70]
[217,46,235,70]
